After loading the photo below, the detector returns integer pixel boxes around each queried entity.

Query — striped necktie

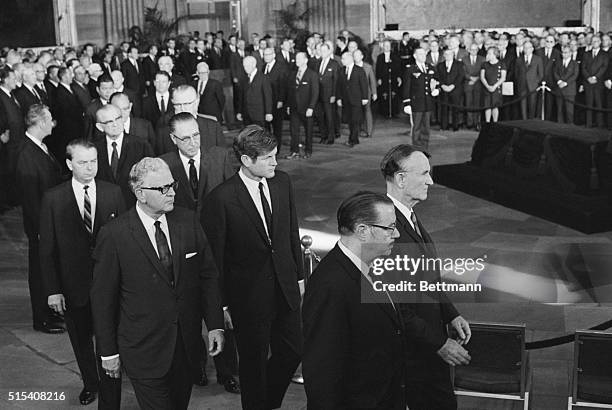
[83,185,92,234]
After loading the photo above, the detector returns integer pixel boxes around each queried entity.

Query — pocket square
[302,81,308,84]
[185,252,197,259]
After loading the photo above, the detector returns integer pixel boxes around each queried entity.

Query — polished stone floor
[1,117,611,409]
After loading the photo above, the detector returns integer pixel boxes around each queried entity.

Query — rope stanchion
[525,319,612,350]
[431,87,539,112]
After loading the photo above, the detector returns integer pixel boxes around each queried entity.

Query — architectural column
[307,0,346,40]
[103,0,145,45]
[55,0,78,45]
[583,0,600,31]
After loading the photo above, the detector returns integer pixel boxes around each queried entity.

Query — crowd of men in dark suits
[0,25,609,409]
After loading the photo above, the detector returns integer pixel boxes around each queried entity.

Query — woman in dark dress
[480,46,507,123]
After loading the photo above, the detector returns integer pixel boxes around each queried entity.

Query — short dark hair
[25,104,50,128]
[380,144,430,181]
[168,112,196,136]
[58,67,71,81]
[233,125,277,163]
[66,139,96,160]
[0,67,14,85]
[155,70,171,81]
[337,191,393,235]
[66,58,79,69]
[46,64,59,76]
[97,74,113,86]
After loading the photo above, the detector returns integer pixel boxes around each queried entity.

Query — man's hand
[397,77,402,87]
[606,79,612,89]
[377,79,382,86]
[286,107,291,115]
[0,130,9,144]
[361,99,369,106]
[208,329,225,356]
[48,294,66,315]
[102,356,121,379]
[236,113,243,121]
[265,113,273,122]
[277,101,283,109]
[299,280,305,297]
[233,77,238,84]
[330,96,336,104]
[337,99,342,107]
[223,308,234,330]
[450,315,472,345]
[372,93,378,101]
[305,108,313,117]
[437,339,471,366]
[588,76,597,84]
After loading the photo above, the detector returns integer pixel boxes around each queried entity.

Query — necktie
[593,50,596,58]
[296,71,302,84]
[471,56,475,65]
[188,158,198,198]
[154,221,174,285]
[410,211,422,239]
[110,141,119,180]
[83,185,92,234]
[198,81,204,95]
[258,182,273,242]
[133,60,139,73]
[31,87,41,102]
[320,60,325,75]
[346,67,350,79]
[265,64,270,75]
[160,95,166,113]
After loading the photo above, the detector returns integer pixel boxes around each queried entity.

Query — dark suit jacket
[536,48,562,85]
[202,171,303,314]
[40,180,125,306]
[581,49,609,86]
[14,85,42,116]
[553,59,579,96]
[461,55,485,88]
[35,83,50,107]
[154,115,224,155]
[237,71,273,121]
[392,208,459,377]
[286,68,319,114]
[436,60,463,98]
[516,54,544,92]
[142,55,158,87]
[229,50,246,83]
[142,94,171,129]
[53,84,84,145]
[264,61,288,109]
[402,64,437,112]
[302,245,406,410]
[194,78,226,122]
[0,89,26,157]
[90,206,224,379]
[336,65,368,106]
[71,81,93,110]
[83,99,104,140]
[15,137,64,238]
[126,116,156,147]
[122,87,142,118]
[160,147,235,217]
[375,53,403,92]
[499,49,517,82]
[43,79,58,109]
[120,59,144,95]
[425,51,442,67]
[94,133,154,206]
[316,58,340,101]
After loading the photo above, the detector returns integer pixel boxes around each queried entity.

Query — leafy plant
[274,0,313,39]
[143,2,186,46]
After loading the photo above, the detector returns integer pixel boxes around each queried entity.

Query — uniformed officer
[401,48,439,150]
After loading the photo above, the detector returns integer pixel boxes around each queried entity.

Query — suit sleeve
[567,62,579,84]
[595,55,609,80]
[214,122,224,147]
[308,71,319,110]
[287,176,304,280]
[401,69,412,105]
[367,66,377,97]
[113,186,127,215]
[400,303,448,353]
[262,76,273,116]
[215,81,226,115]
[201,192,228,306]
[222,150,236,180]
[145,121,156,149]
[90,225,121,357]
[358,69,368,100]
[302,280,348,409]
[196,224,224,330]
[39,192,60,297]
[439,293,460,323]
[331,63,338,99]
[15,156,43,237]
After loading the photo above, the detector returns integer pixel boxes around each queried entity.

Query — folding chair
[568,330,612,409]
[451,322,530,410]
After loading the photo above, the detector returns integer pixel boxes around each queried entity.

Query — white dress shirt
[197,78,208,95]
[249,69,257,83]
[60,82,73,94]
[25,131,49,155]
[156,91,170,111]
[387,193,418,232]
[123,116,131,134]
[135,202,172,256]
[106,133,124,165]
[319,57,329,74]
[345,63,354,80]
[264,60,276,75]
[179,150,200,180]
[238,168,271,238]
[72,178,97,226]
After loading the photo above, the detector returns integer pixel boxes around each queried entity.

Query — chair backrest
[573,330,612,404]
[454,322,527,395]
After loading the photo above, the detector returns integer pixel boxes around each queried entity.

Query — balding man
[93,104,153,205]
[90,157,224,410]
[193,62,225,122]
[153,85,224,155]
[14,66,44,115]
[236,55,273,126]
[158,55,187,91]
[111,92,156,148]
[110,70,142,118]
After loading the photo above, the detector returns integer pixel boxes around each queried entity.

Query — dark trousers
[27,238,48,325]
[314,100,335,141]
[556,94,575,124]
[412,111,431,150]
[289,110,313,154]
[267,106,284,151]
[130,328,193,410]
[65,302,122,409]
[464,85,482,127]
[233,283,302,410]
[439,91,460,130]
[199,327,239,382]
[243,114,266,128]
[405,373,457,410]
[585,83,604,127]
[344,102,363,144]
[541,88,555,120]
[606,89,612,128]
[520,90,538,119]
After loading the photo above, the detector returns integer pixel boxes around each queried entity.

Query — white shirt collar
[0,86,11,98]
[156,91,170,100]
[337,240,370,276]
[25,131,47,153]
[238,167,267,191]
[387,193,416,230]
[136,202,168,226]
[61,82,72,92]
[123,116,131,133]
[72,177,96,192]
[106,133,124,153]
[179,149,201,168]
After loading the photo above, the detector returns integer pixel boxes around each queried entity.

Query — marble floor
[1,117,611,409]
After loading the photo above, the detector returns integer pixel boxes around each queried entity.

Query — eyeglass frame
[171,131,200,143]
[172,98,197,109]
[139,180,178,195]
[367,223,398,233]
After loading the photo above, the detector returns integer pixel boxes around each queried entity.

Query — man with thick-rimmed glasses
[91,157,225,410]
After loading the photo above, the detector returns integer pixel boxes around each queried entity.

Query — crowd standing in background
[0,23,609,409]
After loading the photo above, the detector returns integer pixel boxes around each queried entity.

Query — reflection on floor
[1,118,610,409]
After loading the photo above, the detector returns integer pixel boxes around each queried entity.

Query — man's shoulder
[96,179,122,195]
[167,205,196,224]
[44,180,72,200]
[207,173,239,197]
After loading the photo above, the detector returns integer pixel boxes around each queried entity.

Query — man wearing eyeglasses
[202,125,303,410]
[535,35,561,120]
[90,157,225,410]
[381,144,471,410]
[154,85,225,155]
[94,104,153,206]
[303,191,406,409]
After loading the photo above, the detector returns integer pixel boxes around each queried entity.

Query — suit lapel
[66,183,91,237]
[198,150,210,200]
[117,134,130,174]
[234,177,270,245]
[167,213,182,286]
[268,177,280,242]
[170,152,192,201]
[128,209,173,287]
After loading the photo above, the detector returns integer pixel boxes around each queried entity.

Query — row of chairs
[452,322,612,409]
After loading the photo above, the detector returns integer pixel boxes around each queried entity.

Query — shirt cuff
[298,279,304,284]
[101,354,119,361]
[223,306,229,311]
